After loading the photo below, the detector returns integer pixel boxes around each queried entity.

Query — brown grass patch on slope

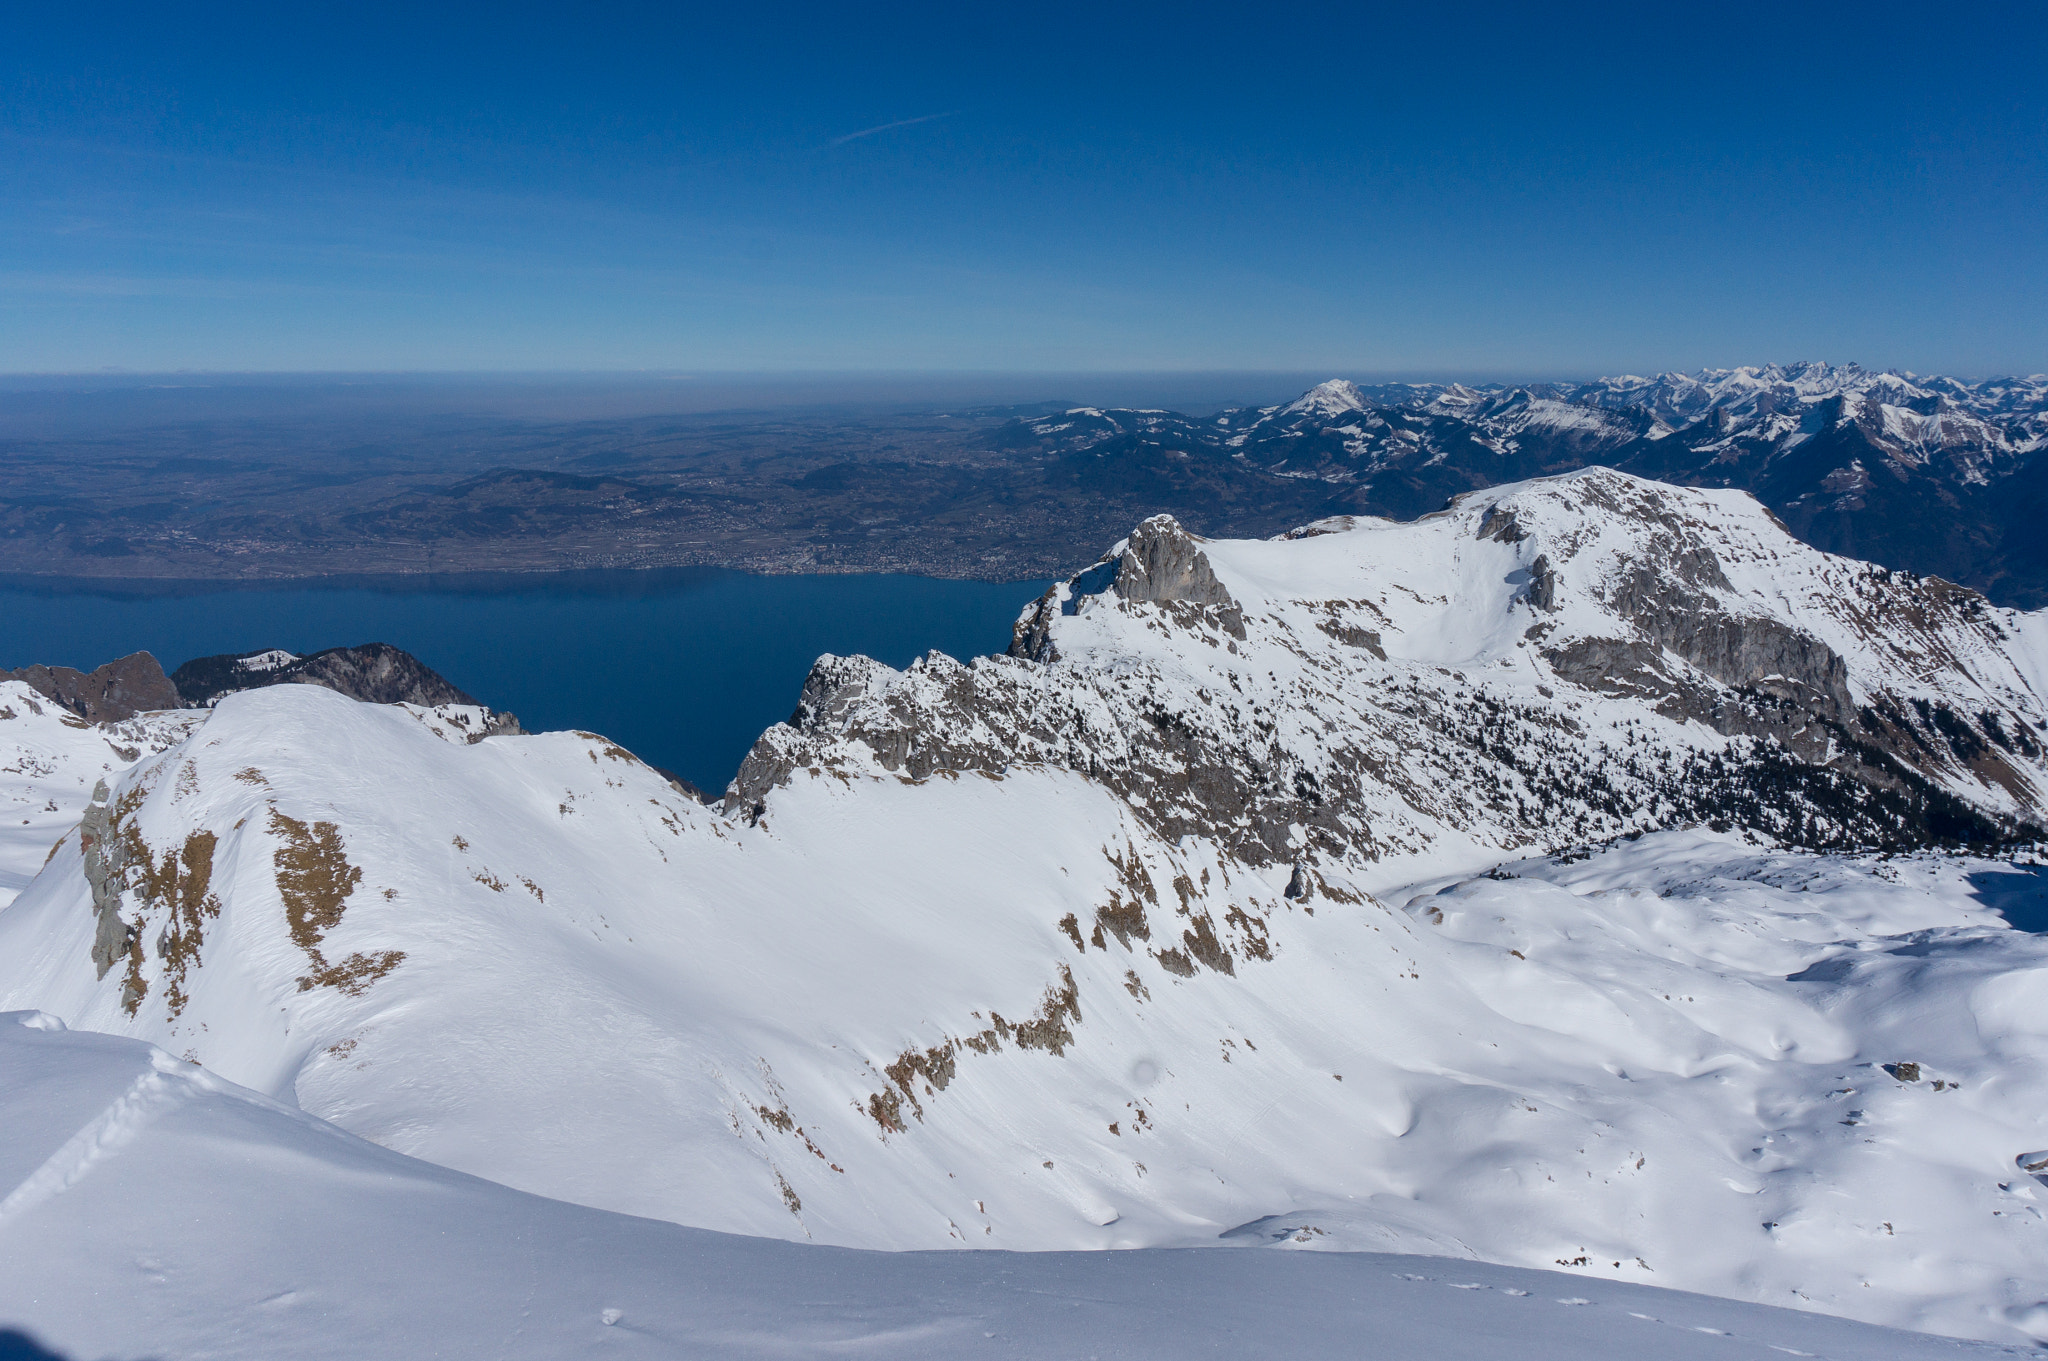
[107,805,224,1018]
[271,810,403,995]
[865,966,1082,1134]
[158,831,222,1019]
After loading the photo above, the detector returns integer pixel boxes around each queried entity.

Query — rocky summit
[0,652,182,723]
[737,467,2046,865]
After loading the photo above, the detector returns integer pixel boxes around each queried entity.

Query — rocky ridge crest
[171,644,524,735]
[731,469,2048,869]
[0,653,181,723]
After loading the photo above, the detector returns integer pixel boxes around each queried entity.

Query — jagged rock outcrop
[79,780,134,981]
[1105,515,1240,610]
[1010,516,1246,663]
[1,652,181,722]
[733,470,2048,863]
[170,644,522,734]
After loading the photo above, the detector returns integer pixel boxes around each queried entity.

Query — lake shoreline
[1,571,1050,794]
[0,563,1056,599]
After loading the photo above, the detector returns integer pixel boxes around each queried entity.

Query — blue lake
[0,570,1050,796]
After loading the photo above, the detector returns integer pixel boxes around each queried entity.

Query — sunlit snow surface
[5,471,2048,1346]
[0,683,197,909]
[4,686,2048,1340]
[0,1013,2023,1361]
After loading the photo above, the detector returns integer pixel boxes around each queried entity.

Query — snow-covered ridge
[235,648,299,673]
[6,469,2048,1345]
[741,467,2047,866]
[1023,364,2048,463]
[1372,362,2048,441]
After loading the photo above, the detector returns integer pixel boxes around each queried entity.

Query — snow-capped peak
[1281,379,1370,418]
[234,649,299,673]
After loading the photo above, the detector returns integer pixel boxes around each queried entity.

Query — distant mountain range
[991,363,2048,606]
[4,362,2043,597]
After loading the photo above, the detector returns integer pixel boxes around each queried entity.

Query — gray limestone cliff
[729,476,2048,863]
[1011,516,1245,663]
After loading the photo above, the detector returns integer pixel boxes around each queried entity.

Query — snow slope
[4,471,2048,1342]
[0,680,197,910]
[5,1013,2013,1361]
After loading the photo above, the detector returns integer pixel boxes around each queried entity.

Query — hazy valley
[6,364,2046,606]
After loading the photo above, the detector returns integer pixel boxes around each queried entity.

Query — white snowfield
[0,681,199,910]
[3,469,2048,1348]
[4,1014,2015,1361]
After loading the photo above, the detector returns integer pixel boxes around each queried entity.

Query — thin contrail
[828,111,956,147]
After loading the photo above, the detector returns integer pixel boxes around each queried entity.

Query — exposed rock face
[0,652,181,722]
[5,643,506,731]
[1517,477,2045,817]
[1108,515,1239,610]
[732,470,2048,863]
[1010,516,1245,663]
[79,780,133,981]
[171,643,521,733]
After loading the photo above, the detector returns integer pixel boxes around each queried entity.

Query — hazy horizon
[2,362,2036,431]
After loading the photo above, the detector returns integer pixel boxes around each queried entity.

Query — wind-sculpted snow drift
[5,469,2048,1346]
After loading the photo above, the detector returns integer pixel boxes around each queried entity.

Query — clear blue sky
[5,1,2044,376]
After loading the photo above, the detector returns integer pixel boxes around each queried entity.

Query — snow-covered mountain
[1569,362,2048,446]
[744,467,2047,856]
[1011,365,2048,484]
[994,365,2048,606]
[4,469,2048,1345]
